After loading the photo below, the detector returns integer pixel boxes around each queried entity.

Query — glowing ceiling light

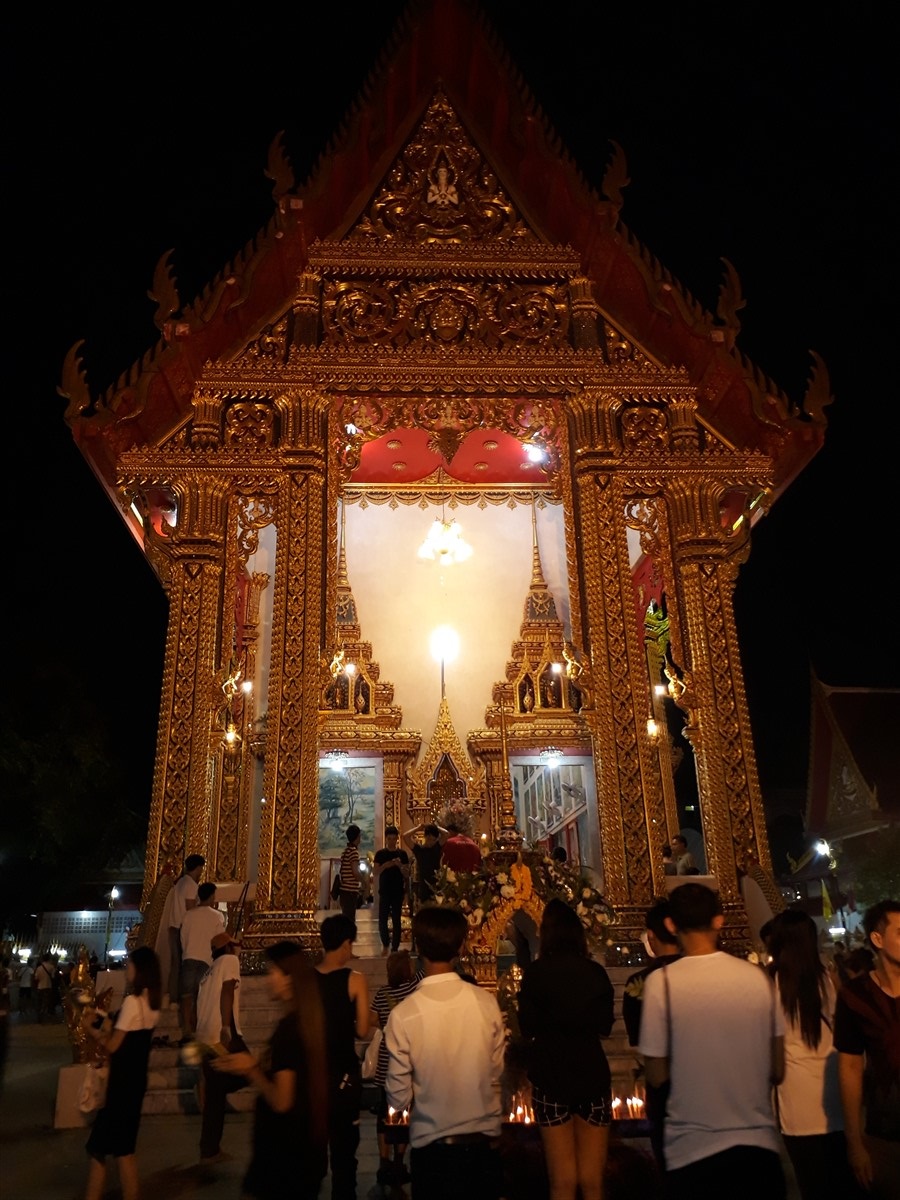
[417,517,473,564]
[430,626,460,665]
[540,746,563,767]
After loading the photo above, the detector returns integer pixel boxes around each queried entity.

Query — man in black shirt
[403,823,447,907]
[374,827,410,956]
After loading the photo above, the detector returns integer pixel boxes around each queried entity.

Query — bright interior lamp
[430,625,460,664]
[418,518,473,564]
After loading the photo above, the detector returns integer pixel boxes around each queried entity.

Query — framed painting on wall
[318,763,378,857]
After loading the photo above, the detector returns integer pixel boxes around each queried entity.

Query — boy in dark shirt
[374,827,409,955]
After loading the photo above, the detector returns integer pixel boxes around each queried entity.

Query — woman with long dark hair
[517,898,615,1200]
[84,945,162,1200]
[213,940,329,1199]
[767,909,862,1199]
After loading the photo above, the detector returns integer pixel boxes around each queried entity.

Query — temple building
[60,0,829,956]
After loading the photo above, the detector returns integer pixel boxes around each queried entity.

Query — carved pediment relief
[408,697,487,813]
[350,90,536,244]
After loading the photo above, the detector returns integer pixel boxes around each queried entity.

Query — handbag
[78,1064,109,1114]
[362,1027,383,1081]
[331,873,342,901]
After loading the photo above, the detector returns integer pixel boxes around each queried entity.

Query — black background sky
[12,2,893,837]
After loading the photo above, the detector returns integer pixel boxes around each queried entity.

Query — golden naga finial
[716,257,745,350]
[147,248,180,333]
[58,339,92,422]
[600,139,630,218]
[803,351,834,425]
[265,129,296,202]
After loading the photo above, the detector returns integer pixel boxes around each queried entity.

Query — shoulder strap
[664,965,672,1058]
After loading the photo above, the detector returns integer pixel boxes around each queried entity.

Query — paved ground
[0,1014,386,1200]
[1,1013,801,1199]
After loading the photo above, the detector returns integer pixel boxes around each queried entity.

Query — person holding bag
[83,946,162,1200]
[369,950,423,1187]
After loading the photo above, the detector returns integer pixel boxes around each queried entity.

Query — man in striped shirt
[338,825,362,921]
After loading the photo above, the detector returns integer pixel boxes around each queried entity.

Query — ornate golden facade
[62,1,827,956]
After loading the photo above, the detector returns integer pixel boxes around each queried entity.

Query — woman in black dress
[84,945,162,1200]
[213,941,329,1199]
[517,898,615,1200]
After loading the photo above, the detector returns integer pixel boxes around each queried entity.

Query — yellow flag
[821,880,833,920]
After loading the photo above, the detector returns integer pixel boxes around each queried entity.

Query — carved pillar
[141,474,231,904]
[248,389,330,950]
[665,478,773,910]
[566,389,668,950]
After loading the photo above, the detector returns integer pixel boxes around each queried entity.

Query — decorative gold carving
[58,340,92,422]
[716,258,744,352]
[600,140,630,219]
[621,406,669,453]
[321,279,569,349]
[224,402,276,449]
[601,321,648,366]
[803,351,834,425]
[265,129,296,202]
[236,497,276,566]
[339,395,559,466]
[408,697,486,817]
[148,248,180,334]
[352,90,533,243]
[343,481,559,511]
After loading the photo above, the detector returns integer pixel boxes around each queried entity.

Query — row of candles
[612,1094,645,1120]
[387,1093,646,1127]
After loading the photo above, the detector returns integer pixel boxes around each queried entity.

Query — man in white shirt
[167,854,205,1009]
[180,882,225,1039]
[385,906,505,1200]
[639,882,786,1199]
[196,931,247,1164]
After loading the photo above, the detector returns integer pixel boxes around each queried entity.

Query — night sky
[13,2,892,834]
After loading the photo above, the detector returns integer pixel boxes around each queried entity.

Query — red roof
[64,0,824,516]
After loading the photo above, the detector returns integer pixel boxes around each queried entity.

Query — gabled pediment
[349,88,538,244]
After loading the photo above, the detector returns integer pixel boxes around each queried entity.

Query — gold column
[141,474,231,905]
[665,477,773,910]
[248,388,330,951]
[566,388,668,950]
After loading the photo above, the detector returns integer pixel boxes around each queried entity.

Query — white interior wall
[345,499,568,756]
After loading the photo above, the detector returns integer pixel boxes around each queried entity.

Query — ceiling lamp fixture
[540,746,563,768]
[417,506,473,564]
[323,748,350,772]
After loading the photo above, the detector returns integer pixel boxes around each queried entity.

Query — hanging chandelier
[417,513,473,564]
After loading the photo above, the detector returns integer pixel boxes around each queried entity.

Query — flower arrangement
[438,800,476,838]
[430,851,615,955]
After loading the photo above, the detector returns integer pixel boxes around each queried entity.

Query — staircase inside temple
[141,907,641,1116]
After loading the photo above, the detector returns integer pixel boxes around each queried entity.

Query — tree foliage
[840,827,900,910]
[0,662,144,932]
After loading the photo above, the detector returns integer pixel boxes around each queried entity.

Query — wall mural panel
[318,765,379,857]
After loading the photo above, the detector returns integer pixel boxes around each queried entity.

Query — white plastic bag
[361,1028,382,1081]
[78,1064,109,1114]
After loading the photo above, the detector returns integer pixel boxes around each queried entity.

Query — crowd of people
[628,888,899,1200]
[10,836,894,1200]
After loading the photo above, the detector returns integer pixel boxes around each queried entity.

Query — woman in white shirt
[766,910,863,1200]
[84,946,161,1200]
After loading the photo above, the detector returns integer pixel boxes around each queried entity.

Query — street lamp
[104,886,120,968]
